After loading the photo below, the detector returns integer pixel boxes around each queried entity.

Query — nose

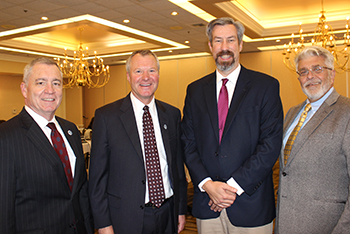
[221,40,229,50]
[45,83,55,93]
[306,69,314,79]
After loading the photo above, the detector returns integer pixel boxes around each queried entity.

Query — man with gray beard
[181,17,283,233]
[275,46,350,234]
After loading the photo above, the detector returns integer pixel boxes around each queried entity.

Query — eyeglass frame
[296,65,333,77]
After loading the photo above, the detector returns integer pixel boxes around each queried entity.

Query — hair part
[23,57,62,84]
[294,46,334,71]
[126,50,160,73]
[206,17,245,45]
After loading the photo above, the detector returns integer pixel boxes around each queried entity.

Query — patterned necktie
[284,103,312,165]
[47,122,74,191]
[142,106,165,208]
[218,78,229,143]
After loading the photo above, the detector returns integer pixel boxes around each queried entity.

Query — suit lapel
[203,73,220,142]
[286,90,339,167]
[155,100,172,168]
[222,67,250,140]
[57,118,83,193]
[120,94,144,161]
[20,110,69,189]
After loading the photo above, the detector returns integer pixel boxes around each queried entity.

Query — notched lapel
[120,96,143,161]
[156,101,172,166]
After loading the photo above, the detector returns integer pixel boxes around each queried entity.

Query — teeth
[220,55,231,59]
[140,84,151,87]
[43,98,54,101]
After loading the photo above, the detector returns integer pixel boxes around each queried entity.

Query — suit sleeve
[181,85,211,187]
[88,109,112,229]
[332,118,350,234]
[231,78,283,195]
[174,109,188,215]
[0,134,16,233]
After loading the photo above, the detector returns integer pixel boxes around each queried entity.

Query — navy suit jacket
[181,66,283,227]
[88,94,187,234]
[0,108,93,234]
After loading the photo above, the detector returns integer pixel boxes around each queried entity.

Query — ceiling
[0,0,350,66]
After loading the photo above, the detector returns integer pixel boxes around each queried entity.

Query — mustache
[304,79,321,87]
[217,50,234,57]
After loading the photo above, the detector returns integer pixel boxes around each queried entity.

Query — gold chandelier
[282,0,350,72]
[55,28,110,88]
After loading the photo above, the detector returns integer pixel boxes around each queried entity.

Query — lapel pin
[68,130,73,135]
[163,124,167,130]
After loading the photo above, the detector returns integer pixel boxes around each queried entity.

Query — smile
[42,98,55,101]
[140,84,151,87]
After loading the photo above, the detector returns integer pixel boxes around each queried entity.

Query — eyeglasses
[297,65,332,77]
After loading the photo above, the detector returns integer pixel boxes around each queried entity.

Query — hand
[202,180,237,209]
[178,214,186,233]
[98,225,114,234]
[208,199,223,212]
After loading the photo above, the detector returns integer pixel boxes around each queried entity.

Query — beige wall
[1,50,349,126]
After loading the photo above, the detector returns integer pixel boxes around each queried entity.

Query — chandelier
[55,28,110,88]
[282,0,350,72]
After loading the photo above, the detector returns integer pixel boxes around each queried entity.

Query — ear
[208,41,213,53]
[239,40,243,52]
[20,82,27,98]
[126,73,131,84]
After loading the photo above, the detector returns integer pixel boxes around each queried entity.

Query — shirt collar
[25,105,56,129]
[216,64,241,85]
[130,92,156,116]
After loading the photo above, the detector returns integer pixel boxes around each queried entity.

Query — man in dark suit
[0,57,93,233]
[275,46,350,234]
[181,17,283,233]
[88,50,187,234]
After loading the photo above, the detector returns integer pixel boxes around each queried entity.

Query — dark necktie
[284,103,312,165]
[218,78,229,143]
[47,122,74,191]
[142,105,165,208]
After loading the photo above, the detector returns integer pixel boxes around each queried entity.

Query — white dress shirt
[25,105,76,177]
[198,66,244,196]
[130,93,173,203]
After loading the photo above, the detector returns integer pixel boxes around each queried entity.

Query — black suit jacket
[88,94,187,234]
[181,66,283,227]
[0,108,93,234]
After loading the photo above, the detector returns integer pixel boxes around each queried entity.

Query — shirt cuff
[227,177,244,196]
[198,177,212,192]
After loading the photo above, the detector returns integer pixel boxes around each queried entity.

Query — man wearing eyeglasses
[275,46,350,234]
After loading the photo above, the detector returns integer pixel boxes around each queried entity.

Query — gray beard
[216,57,235,72]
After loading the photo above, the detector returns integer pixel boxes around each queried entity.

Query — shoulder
[95,96,128,116]
[156,100,181,116]
[187,71,216,88]
[241,66,279,86]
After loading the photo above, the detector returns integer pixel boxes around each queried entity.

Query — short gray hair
[206,17,245,44]
[23,57,62,84]
[126,50,160,73]
[295,46,334,71]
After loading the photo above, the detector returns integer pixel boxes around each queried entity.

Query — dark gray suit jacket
[88,94,187,234]
[276,89,350,234]
[0,108,93,234]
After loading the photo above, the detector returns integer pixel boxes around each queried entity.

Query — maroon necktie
[218,78,229,143]
[47,122,74,191]
[143,105,165,208]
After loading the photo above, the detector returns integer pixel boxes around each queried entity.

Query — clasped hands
[202,180,237,212]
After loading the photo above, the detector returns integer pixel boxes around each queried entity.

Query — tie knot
[304,103,312,112]
[222,78,228,86]
[143,105,149,112]
[47,122,57,131]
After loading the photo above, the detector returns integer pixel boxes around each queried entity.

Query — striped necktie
[284,103,312,165]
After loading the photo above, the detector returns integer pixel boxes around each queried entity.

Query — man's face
[297,56,335,102]
[208,24,243,76]
[21,63,63,121]
[127,54,159,105]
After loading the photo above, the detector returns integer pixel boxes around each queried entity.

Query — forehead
[298,56,325,68]
[212,24,237,37]
[30,63,62,80]
[130,54,157,67]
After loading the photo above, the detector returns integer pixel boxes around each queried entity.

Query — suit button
[142,180,146,184]
[215,152,219,157]
[282,172,287,176]
[140,205,144,209]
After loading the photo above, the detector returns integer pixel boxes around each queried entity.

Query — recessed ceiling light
[123,19,130,23]
[41,16,48,21]
[169,50,173,53]
[185,40,190,44]
[171,11,178,16]
[276,39,281,42]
